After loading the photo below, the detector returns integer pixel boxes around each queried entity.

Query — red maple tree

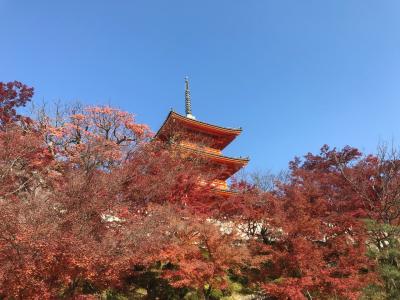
[0,82,386,299]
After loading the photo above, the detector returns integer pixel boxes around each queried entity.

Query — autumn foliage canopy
[0,81,399,299]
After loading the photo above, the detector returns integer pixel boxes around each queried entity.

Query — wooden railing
[179,141,222,155]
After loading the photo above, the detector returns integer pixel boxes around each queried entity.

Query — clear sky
[1,0,400,172]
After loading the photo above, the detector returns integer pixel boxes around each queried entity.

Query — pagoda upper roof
[155,111,243,150]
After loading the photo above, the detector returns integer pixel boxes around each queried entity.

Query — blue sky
[1,0,400,172]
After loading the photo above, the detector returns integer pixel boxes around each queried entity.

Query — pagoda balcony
[179,140,222,155]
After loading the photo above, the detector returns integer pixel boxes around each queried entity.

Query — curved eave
[181,145,249,179]
[214,188,237,197]
[170,112,242,135]
[181,145,249,166]
[204,152,249,167]
[155,111,242,149]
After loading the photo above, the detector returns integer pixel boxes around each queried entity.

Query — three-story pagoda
[155,78,248,195]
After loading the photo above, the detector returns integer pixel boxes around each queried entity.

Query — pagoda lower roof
[214,188,238,197]
[179,144,249,178]
[180,145,249,165]
[155,111,242,150]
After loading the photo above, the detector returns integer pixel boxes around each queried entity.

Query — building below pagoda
[155,78,248,195]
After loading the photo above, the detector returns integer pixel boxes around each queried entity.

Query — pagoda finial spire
[185,76,196,119]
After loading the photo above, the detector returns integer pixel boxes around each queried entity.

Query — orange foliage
[0,82,384,299]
